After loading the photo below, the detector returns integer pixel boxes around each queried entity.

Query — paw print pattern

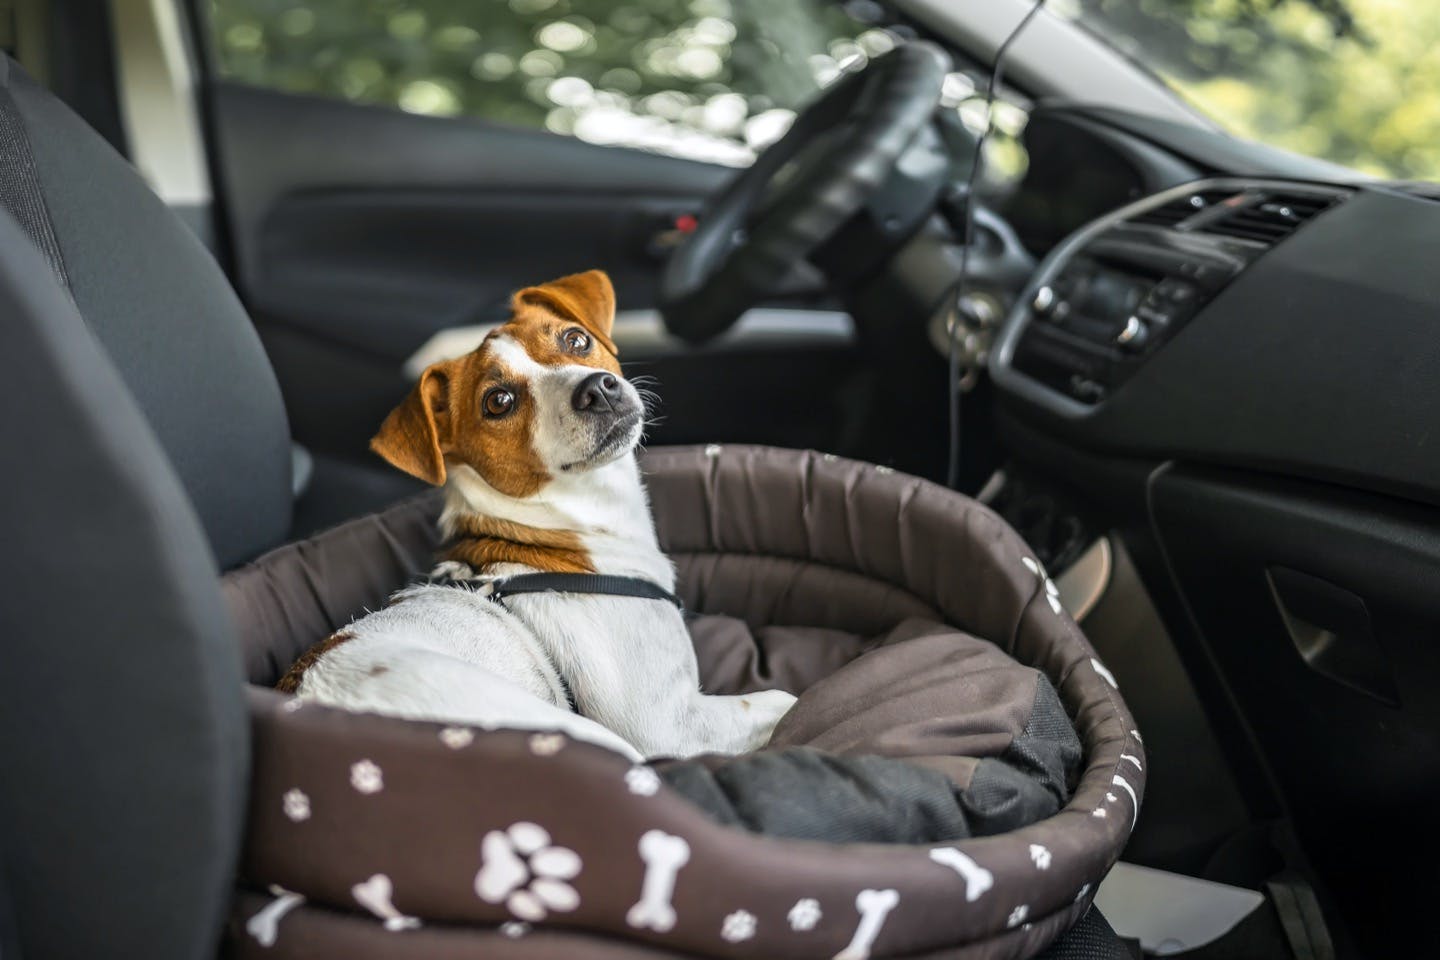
[1028,844,1051,870]
[282,788,311,822]
[475,822,582,921]
[721,910,757,943]
[1007,905,1029,929]
[439,726,474,749]
[528,733,565,756]
[787,898,822,931]
[625,766,661,796]
[499,921,530,939]
[350,759,383,794]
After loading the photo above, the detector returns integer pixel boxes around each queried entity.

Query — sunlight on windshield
[1053,0,1440,182]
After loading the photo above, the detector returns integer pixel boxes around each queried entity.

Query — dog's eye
[561,328,591,354]
[482,388,515,417]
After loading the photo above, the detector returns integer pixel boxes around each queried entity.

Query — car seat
[0,56,1139,960]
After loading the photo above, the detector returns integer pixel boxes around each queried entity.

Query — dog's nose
[572,371,622,413]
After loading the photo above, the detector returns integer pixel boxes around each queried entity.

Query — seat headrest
[1,55,292,566]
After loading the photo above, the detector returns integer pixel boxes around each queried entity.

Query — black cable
[947,0,1048,490]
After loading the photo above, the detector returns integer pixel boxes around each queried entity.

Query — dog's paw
[741,688,798,748]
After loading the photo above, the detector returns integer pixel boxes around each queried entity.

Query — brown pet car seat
[225,445,1145,959]
[0,58,1137,960]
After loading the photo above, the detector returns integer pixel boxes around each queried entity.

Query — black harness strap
[420,571,683,715]
[0,59,74,300]
[484,573,684,610]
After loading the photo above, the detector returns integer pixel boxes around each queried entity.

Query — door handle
[1266,567,1400,707]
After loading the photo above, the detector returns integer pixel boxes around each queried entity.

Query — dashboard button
[1155,279,1197,302]
[1032,285,1056,315]
[1115,315,1149,351]
[1137,304,1174,327]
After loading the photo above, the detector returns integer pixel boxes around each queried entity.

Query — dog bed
[224,445,1144,959]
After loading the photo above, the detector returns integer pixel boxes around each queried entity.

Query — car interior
[2,0,1436,956]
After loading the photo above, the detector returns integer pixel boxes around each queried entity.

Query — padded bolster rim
[239,447,1144,959]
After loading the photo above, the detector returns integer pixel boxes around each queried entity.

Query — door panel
[212,84,726,359]
[205,83,861,469]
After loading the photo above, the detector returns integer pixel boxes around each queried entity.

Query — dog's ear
[514,270,617,349]
[370,362,454,485]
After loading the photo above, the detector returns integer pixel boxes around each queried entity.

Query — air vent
[1201,192,1339,245]
[1129,189,1237,228]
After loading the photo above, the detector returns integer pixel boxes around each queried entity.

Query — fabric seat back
[0,209,247,959]
[0,55,291,567]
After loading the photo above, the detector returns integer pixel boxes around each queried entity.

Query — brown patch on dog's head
[371,348,550,497]
[370,270,634,497]
[511,269,618,364]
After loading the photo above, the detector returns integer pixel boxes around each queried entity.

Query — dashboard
[990,173,1440,507]
[976,105,1440,956]
[997,180,1347,409]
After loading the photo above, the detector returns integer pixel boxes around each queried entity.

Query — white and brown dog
[278,270,796,760]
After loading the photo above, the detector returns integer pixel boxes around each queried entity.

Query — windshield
[1054,0,1440,183]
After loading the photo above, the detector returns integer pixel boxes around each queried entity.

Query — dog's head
[371,270,645,498]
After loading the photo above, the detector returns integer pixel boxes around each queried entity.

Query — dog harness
[427,572,684,610]
[423,571,684,715]
[473,573,684,610]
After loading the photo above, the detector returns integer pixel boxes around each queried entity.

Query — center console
[994,179,1349,411]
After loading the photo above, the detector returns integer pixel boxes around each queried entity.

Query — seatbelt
[0,57,74,300]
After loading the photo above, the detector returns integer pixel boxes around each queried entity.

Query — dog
[277,270,797,760]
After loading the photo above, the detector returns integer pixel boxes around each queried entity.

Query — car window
[206,0,894,166]
[1054,0,1440,182]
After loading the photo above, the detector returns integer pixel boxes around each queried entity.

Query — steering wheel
[659,42,950,343]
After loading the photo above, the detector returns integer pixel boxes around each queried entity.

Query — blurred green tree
[208,0,1439,181]
[209,0,885,165]
[1061,0,1440,180]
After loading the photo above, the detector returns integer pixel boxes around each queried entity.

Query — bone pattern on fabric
[929,848,995,902]
[833,888,900,960]
[244,887,304,947]
[626,830,690,932]
[351,874,421,931]
[230,445,1145,958]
